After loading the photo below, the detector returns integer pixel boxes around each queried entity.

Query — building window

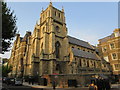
[72,46,74,48]
[112,53,117,60]
[43,27,45,33]
[55,26,59,31]
[75,57,77,61]
[55,41,60,58]
[94,62,96,67]
[110,43,115,49]
[104,64,106,67]
[56,64,60,71]
[79,59,81,66]
[114,64,120,70]
[46,12,47,17]
[102,47,107,52]
[49,10,50,16]
[87,60,89,67]
[71,65,73,74]
[58,13,60,18]
[24,47,27,56]
[83,59,86,67]
[20,58,23,66]
[55,11,57,16]
[91,61,93,66]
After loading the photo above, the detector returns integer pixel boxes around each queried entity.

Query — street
[2,83,43,90]
[2,83,120,90]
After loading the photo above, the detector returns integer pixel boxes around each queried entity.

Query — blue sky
[2,2,118,58]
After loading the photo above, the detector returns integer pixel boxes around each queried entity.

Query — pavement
[1,82,120,90]
[23,82,52,89]
[2,83,34,90]
[111,84,120,89]
[23,82,120,90]
[23,82,89,90]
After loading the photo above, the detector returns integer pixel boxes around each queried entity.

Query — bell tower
[39,2,69,75]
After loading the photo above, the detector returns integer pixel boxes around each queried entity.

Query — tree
[0,65,2,77]
[2,64,12,77]
[2,2,17,53]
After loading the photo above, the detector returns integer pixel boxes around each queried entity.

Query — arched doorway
[56,64,62,74]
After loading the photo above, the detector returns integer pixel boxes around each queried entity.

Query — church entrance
[38,77,48,86]
[68,79,77,87]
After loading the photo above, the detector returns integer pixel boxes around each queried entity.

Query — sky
[2,2,118,58]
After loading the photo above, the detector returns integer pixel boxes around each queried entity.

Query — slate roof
[99,33,115,43]
[92,45,99,53]
[68,36,94,50]
[72,48,100,60]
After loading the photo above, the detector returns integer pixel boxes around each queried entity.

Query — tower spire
[42,7,44,12]
[62,6,64,12]
[49,0,52,6]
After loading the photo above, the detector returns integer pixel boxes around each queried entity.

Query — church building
[8,2,112,86]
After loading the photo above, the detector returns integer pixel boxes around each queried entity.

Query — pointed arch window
[56,64,60,70]
[56,64,62,73]
[55,41,60,58]
[87,60,89,67]
[58,13,60,18]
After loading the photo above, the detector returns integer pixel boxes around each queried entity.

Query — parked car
[2,77,8,83]
[1,87,9,90]
[14,78,23,86]
[3,77,22,86]
[5,78,15,85]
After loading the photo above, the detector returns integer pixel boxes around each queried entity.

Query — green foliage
[2,2,17,53]
[0,65,2,77]
[2,64,12,77]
